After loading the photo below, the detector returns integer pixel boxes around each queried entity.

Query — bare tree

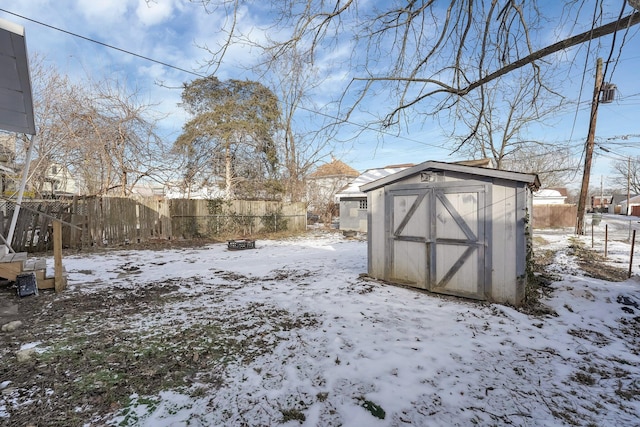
[59,78,167,196]
[92,78,167,196]
[14,54,82,197]
[448,67,575,184]
[501,144,580,189]
[612,156,640,194]
[266,48,335,202]
[192,1,640,145]
[25,57,168,197]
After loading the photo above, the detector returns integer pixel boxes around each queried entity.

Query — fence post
[53,220,64,292]
[605,224,608,258]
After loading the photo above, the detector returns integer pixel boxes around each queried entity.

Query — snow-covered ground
[2,216,640,426]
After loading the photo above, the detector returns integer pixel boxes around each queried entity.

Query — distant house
[454,158,495,168]
[306,158,359,216]
[336,164,413,232]
[42,163,79,196]
[531,188,576,228]
[0,137,78,198]
[0,133,16,196]
[129,182,166,198]
[336,159,494,232]
[609,194,633,214]
[533,189,567,205]
[618,195,640,216]
[591,195,611,212]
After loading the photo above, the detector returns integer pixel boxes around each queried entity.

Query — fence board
[532,204,577,229]
[0,197,306,252]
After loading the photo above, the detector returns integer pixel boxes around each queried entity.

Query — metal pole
[6,134,36,252]
[629,229,636,278]
[605,224,608,258]
[600,175,604,211]
[576,58,603,235]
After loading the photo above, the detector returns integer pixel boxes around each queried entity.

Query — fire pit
[227,239,256,250]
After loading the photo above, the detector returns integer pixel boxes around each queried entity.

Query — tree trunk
[225,143,233,200]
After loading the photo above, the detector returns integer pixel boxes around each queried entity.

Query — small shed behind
[336,165,412,233]
[361,161,539,305]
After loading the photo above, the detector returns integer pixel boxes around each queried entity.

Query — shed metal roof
[360,160,540,192]
[0,18,35,135]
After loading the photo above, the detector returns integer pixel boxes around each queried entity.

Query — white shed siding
[367,188,386,278]
[490,181,518,303]
[340,199,368,232]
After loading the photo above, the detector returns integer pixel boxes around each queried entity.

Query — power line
[1,8,636,160]
[0,8,206,79]
[0,8,463,153]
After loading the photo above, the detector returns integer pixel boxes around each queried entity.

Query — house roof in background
[620,194,640,205]
[308,159,359,178]
[0,18,35,135]
[549,187,569,197]
[534,189,564,198]
[611,194,634,204]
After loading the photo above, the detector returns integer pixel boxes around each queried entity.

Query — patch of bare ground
[567,237,629,282]
[0,275,318,426]
[521,239,559,316]
[525,235,629,315]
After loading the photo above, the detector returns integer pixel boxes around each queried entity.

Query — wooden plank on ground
[24,259,46,271]
[0,262,24,281]
[0,252,27,263]
[37,277,55,289]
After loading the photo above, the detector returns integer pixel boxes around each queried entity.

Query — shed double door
[387,184,489,300]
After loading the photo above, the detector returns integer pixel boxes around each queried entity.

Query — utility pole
[576,58,603,235]
[627,156,631,215]
[600,175,604,210]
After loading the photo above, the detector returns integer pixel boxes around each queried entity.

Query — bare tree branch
[364,11,640,126]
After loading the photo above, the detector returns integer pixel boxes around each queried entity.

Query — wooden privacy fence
[169,199,306,239]
[532,204,577,229]
[0,197,307,252]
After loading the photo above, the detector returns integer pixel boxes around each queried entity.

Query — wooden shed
[361,161,540,305]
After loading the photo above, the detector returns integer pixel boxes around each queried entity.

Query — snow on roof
[336,165,412,199]
[534,189,563,198]
[620,194,640,205]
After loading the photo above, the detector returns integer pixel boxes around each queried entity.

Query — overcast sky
[2,1,640,188]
